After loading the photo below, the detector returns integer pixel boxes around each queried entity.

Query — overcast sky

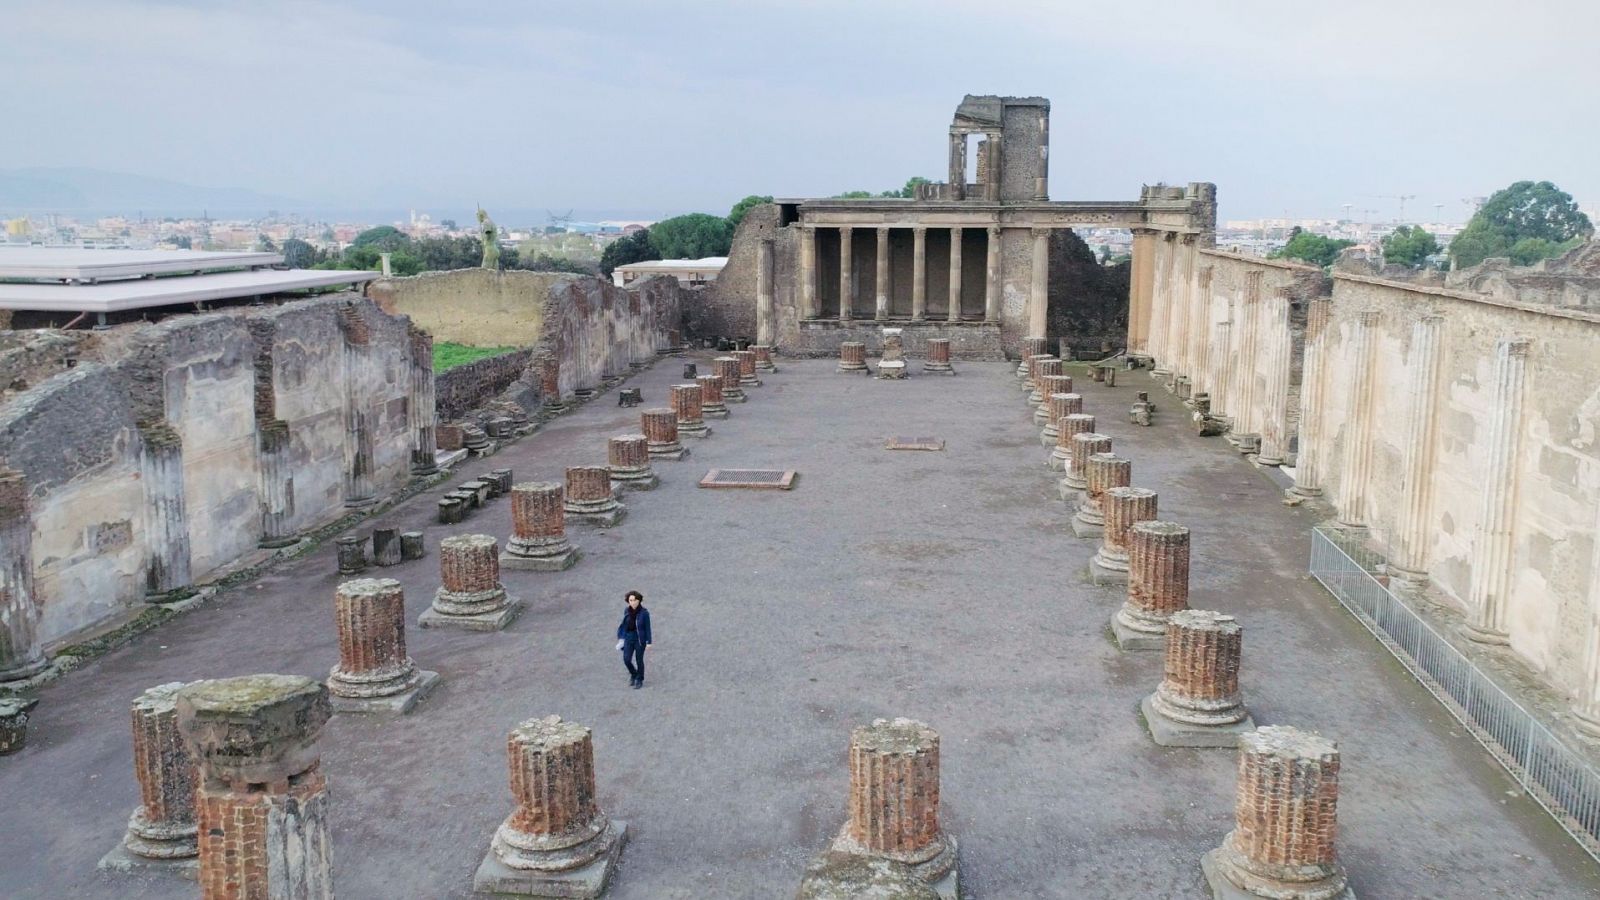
[6,0,1597,223]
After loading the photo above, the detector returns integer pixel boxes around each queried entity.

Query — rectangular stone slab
[885,437,945,451]
[699,469,798,490]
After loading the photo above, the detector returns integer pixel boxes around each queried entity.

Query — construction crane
[1369,194,1417,222]
[546,209,575,232]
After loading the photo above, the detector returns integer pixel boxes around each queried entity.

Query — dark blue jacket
[617,607,652,645]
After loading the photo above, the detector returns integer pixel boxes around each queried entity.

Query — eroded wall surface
[368,269,564,348]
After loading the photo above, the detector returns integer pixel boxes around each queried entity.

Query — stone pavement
[2,355,1597,898]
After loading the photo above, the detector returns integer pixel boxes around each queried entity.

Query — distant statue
[477,207,500,269]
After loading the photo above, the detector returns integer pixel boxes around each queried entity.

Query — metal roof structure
[0,247,284,281]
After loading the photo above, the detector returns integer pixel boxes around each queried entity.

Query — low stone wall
[789,321,1005,359]
[369,269,562,348]
[435,349,534,422]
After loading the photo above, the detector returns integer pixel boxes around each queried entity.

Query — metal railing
[1309,526,1600,861]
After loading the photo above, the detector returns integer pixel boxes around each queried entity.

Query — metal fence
[1309,526,1600,861]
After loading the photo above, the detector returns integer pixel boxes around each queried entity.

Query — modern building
[612,256,727,288]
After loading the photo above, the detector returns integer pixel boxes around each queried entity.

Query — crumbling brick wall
[436,350,535,422]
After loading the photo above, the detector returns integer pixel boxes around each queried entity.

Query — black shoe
[631,680,642,689]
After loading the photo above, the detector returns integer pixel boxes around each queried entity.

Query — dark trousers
[622,637,645,681]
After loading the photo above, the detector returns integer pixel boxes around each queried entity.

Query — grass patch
[434,342,517,372]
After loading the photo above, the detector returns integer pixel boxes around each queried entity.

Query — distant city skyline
[6,1,1598,225]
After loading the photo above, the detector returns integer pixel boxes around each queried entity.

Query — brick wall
[435,350,534,422]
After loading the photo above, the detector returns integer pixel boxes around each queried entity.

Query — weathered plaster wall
[691,206,774,341]
[368,269,565,347]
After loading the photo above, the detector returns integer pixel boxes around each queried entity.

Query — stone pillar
[176,675,334,900]
[1143,610,1255,747]
[1034,374,1074,428]
[923,338,954,375]
[1034,114,1049,200]
[1072,452,1131,538]
[734,348,761,387]
[1028,357,1061,406]
[875,227,891,321]
[1256,298,1293,466]
[1210,320,1234,424]
[1050,412,1094,473]
[0,695,38,754]
[1128,229,1156,353]
[697,374,729,420]
[641,408,688,461]
[608,434,659,491]
[828,717,958,892]
[1335,310,1381,527]
[1061,431,1111,499]
[372,527,402,567]
[1464,337,1532,645]
[1039,391,1083,448]
[801,226,819,320]
[838,342,868,373]
[911,227,928,322]
[948,132,966,200]
[257,421,297,548]
[757,237,776,344]
[946,227,963,322]
[1149,234,1174,374]
[753,343,778,373]
[1291,299,1331,499]
[339,307,377,508]
[1230,272,1264,451]
[474,716,627,895]
[1029,228,1050,339]
[1573,496,1600,739]
[1202,726,1350,900]
[102,682,199,871]
[138,423,193,598]
[565,465,626,527]
[1113,521,1190,651]
[671,384,712,439]
[1391,315,1444,590]
[0,468,44,681]
[328,578,437,713]
[501,482,578,571]
[409,327,439,475]
[335,535,366,575]
[838,226,854,323]
[1017,336,1047,379]
[985,225,1001,323]
[1092,487,1158,580]
[420,534,521,631]
[714,356,747,402]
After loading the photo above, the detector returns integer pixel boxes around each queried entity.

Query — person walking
[616,590,652,688]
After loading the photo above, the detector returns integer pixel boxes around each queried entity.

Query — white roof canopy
[0,247,284,282]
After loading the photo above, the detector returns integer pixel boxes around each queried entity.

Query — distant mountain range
[0,167,304,217]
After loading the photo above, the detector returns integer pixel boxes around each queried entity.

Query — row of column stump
[1019,335,1353,900]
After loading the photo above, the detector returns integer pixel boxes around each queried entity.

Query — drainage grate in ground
[885,436,945,451]
[698,469,798,490]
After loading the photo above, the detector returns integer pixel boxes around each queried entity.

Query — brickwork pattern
[435,349,535,422]
[608,434,652,476]
[124,682,199,858]
[1210,726,1347,895]
[1096,487,1158,571]
[489,716,617,871]
[670,384,706,427]
[838,342,867,371]
[1053,413,1096,468]
[843,718,946,863]
[1117,522,1191,636]
[1153,610,1246,726]
[329,578,420,699]
[697,374,727,411]
[1077,453,1132,526]
[927,339,952,365]
[1067,432,1112,487]
[434,534,510,616]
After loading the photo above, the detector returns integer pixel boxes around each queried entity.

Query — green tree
[897,177,931,198]
[600,229,658,276]
[1380,225,1441,268]
[319,226,335,242]
[351,225,410,252]
[440,219,457,231]
[727,195,774,229]
[411,236,483,271]
[1449,180,1593,268]
[281,238,315,268]
[255,234,277,252]
[832,190,875,199]
[648,213,732,259]
[1271,231,1354,268]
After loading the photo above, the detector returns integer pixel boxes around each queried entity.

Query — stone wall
[368,269,566,348]
[435,349,535,422]
[0,294,425,668]
[688,205,775,343]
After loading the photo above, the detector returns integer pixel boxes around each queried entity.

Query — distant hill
[0,167,303,217]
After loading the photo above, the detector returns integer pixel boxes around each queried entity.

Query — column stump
[714,357,748,402]
[100,682,200,877]
[753,343,778,372]
[1049,412,1094,473]
[697,374,730,420]
[1142,610,1255,748]
[1091,486,1158,585]
[1039,390,1082,448]
[734,349,762,387]
[641,408,689,461]
[420,534,522,631]
[502,482,579,571]
[1033,374,1074,427]
[670,384,712,439]
[1016,336,1047,378]
[564,466,626,527]
[607,434,659,491]
[922,338,955,375]
[327,578,438,714]
[1071,452,1131,539]
[1058,431,1110,501]
[837,342,868,373]
[1027,356,1060,406]
[1113,521,1191,651]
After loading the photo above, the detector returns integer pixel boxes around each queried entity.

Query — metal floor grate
[885,436,945,451]
[698,469,798,490]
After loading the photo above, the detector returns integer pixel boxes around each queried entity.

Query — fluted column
[607,433,659,489]
[948,132,966,200]
[946,227,963,322]
[139,423,192,597]
[1211,320,1234,422]
[1291,299,1331,498]
[328,578,432,711]
[339,305,376,508]
[911,227,927,321]
[1335,310,1381,526]
[564,465,625,526]
[800,227,818,319]
[1095,487,1158,573]
[501,482,578,571]
[1144,610,1254,747]
[1191,265,1214,395]
[875,227,890,321]
[422,534,518,630]
[832,717,956,882]
[1114,521,1190,650]
[1256,298,1293,466]
[1029,228,1050,338]
[757,238,775,343]
[1128,229,1156,353]
[109,682,199,864]
[1149,234,1174,372]
[838,226,854,323]
[1231,271,1264,442]
[984,225,1001,323]
[1574,496,1600,739]
[0,468,44,681]
[1074,453,1131,531]
[1391,316,1444,587]
[1177,238,1198,377]
[1050,412,1095,472]
[671,383,710,439]
[1465,337,1531,644]
[409,327,438,475]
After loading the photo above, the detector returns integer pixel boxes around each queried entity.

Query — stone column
[1093,487,1158,579]
[671,384,711,439]
[1034,114,1049,199]
[985,225,1001,323]
[1573,497,1600,739]
[697,373,729,419]
[1291,299,1331,499]
[1034,374,1074,427]
[734,348,761,387]
[875,227,891,320]
[838,342,867,373]
[501,482,578,571]
[565,466,626,527]
[1029,228,1050,338]
[327,578,436,714]
[838,226,854,323]
[946,227,964,322]
[757,237,776,344]
[1073,452,1131,537]
[1464,337,1531,645]
[1231,272,1264,450]
[948,132,966,200]
[1202,726,1349,900]
[1061,431,1111,498]
[1113,521,1190,651]
[753,343,777,373]
[923,338,954,375]
[0,468,44,681]
[1149,234,1174,373]
[1391,315,1444,590]
[1191,266,1215,396]
[408,326,438,476]
[639,408,686,461]
[339,306,377,508]
[257,421,296,548]
[1027,357,1061,406]
[1051,412,1095,473]
[911,227,928,322]
[1210,319,1234,423]
[102,682,199,870]
[177,675,334,900]
[1039,390,1083,447]
[829,717,957,890]
[608,434,659,491]
[474,716,627,895]
[714,356,747,402]
[801,226,819,320]
[1128,229,1156,353]
[139,423,192,598]
[420,534,521,631]
[1335,310,1381,526]
[1256,298,1293,466]
[985,132,1003,201]
[1143,610,1254,747]
[1017,336,1048,379]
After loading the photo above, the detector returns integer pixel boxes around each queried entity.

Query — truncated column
[473,716,628,896]
[697,373,730,419]
[608,434,659,491]
[1113,521,1190,651]
[420,534,521,631]
[501,482,579,571]
[1060,430,1110,498]
[827,717,958,893]
[838,342,868,373]
[1034,374,1074,427]
[1202,726,1350,900]
[734,349,761,387]
[1092,487,1157,582]
[564,466,626,527]
[1050,412,1094,473]
[923,338,954,375]
[715,356,748,402]
[100,682,199,874]
[328,578,438,714]
[0,468,44,681]
[1027,357,1060,405]
[753,343,778,373]
[1040,391,1083,448]
[1072,452,1130,538]
[671,384,712,439]
[641,408,688,461]
[1143,610,1254,747]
